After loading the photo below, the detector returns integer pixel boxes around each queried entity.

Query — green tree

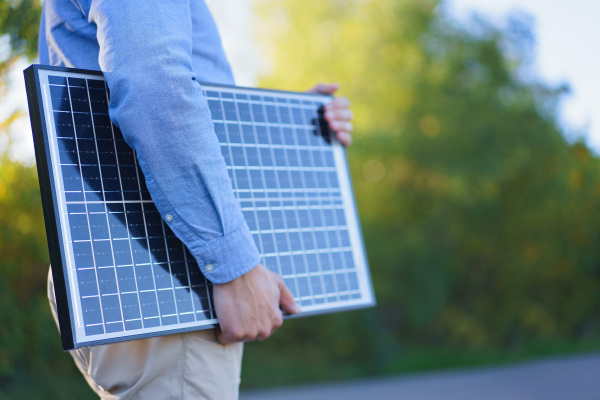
[0,1,95,397]
[242,0,600,386]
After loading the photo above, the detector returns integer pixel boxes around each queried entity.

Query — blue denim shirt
[39,0,261,283]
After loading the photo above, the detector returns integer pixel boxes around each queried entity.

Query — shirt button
[165,214,173,222]
[205,264,215,272]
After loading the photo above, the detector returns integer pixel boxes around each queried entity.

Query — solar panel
[24,64,375,350]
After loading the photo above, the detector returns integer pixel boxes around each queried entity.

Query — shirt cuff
[186,222,261,284]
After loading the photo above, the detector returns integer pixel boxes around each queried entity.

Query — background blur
[2,0,600,398]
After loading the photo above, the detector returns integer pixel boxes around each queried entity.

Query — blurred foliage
[0,0,96,398]
[243,0,600,387]
[2,0,600,396]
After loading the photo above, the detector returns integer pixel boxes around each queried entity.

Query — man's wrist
[187,222,260,284]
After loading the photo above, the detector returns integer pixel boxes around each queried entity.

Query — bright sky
[448,0,600,151]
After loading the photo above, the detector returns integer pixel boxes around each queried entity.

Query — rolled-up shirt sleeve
[88,0,260,283]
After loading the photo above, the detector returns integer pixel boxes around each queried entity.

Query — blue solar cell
[139,291,160,321]
[291,107,304,124]
[97,267,118,295]
[237,102,252,122]
[62,165,83,192]
[87,79,105,89]
[278,106,291,124]
[297,276,310,298]
[81,296,103,325]
[171,261,189,286]
[323,274,335,294]
[92,240,113,267]
[54,112,75,138]
[116,265,136,292]
[251,103,265,123]
[265,104,279,124]
[166,236,185,261]
[144,211,163,238]
[241,124,254,142]
[214,122,226,142]
[249,170,263,187]
[293,254,306,274]
[148,237,167,263]
[261,233,275,254]
[68,77,86,87]
[69,212,90,241]
[223,100,237,121]
[48,75,67,85]
[74,113,94,138]
[134,264,154,292]
[157,290,177,315]
[226,123,241,143]
[289,231,301,250]
[302,232,315,251]
[50,85,70,111]
[192,296,211,320]
[244,146,259,166]
[113,239,133,265]
[283,277,296,297]
[278,255,292,276]
[310,275,323,296]
[188,265,205,287]
[275,233,289,253]
[129,239,149,265]
[154,266,173,290]
[69,88,90,113]
[121,292,141,316]
[89,88,109,114]
[77,268,98,297]
[319,252,331,271]
[331,251,344,271]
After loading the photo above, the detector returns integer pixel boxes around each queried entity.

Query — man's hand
[213,264,301,344]
[308,83,354,147]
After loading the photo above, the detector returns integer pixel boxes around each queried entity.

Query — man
[41,0,354,398]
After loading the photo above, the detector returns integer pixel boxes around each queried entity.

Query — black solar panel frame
[24,64,375,350]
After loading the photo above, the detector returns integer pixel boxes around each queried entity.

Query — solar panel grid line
[25,65,374,350]
[295,102,330,303]
[105,83,146,332]
[242,92,274,277]
[279,100,320,305]
[310,107,343,303]
[314,113,354,302]
[63,80,108,334]
[264,96,303,305]
[269,96,310,303]
[253,94,284,277]
[84,77,128,334]
[69,77,110,335]
[51,80,91,336]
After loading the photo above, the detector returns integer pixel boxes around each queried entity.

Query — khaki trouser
[48,268,243,400]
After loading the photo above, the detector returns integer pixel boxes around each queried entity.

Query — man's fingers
[336,131,352,146]
[308,82,339,95]
[213,264,300,344]
[329,120,353,134]
[278,278,301,314]
[325,108,353,122]
[216,327,235,345]
[325,96,350,110]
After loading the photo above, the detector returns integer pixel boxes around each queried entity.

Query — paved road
[241,352,600,400]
